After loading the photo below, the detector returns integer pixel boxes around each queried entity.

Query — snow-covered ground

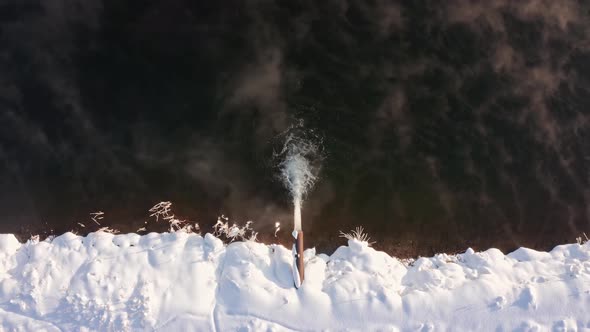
[0,231,589,331]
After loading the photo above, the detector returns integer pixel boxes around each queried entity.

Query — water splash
[278,131,322,231]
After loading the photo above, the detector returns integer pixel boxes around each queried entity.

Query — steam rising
[278,132,321,231]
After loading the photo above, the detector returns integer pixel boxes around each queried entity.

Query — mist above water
[3,1,590,257]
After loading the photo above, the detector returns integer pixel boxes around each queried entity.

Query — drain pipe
[293,230,305,288]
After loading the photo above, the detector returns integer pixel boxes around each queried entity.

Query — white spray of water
[293,197,302,231]
[279,133,320,231]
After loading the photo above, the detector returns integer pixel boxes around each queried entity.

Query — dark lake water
[2,1,590,256]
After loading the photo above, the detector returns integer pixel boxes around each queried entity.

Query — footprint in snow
[514,287,537,310]
[490,296,506,310]
[416,322,434,332]
[513,320,540,332]
[552,319,578,332]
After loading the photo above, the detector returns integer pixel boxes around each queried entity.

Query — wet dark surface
[2,1,590,256]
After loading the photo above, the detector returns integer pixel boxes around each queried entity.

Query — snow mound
[0,232,589,331]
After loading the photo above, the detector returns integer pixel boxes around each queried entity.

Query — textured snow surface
[0,232,589,331]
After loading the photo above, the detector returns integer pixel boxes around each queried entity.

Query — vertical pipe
[296,231,304,284]
[293,196,304,287]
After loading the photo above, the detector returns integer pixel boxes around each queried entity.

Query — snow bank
[0,232,589,331]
